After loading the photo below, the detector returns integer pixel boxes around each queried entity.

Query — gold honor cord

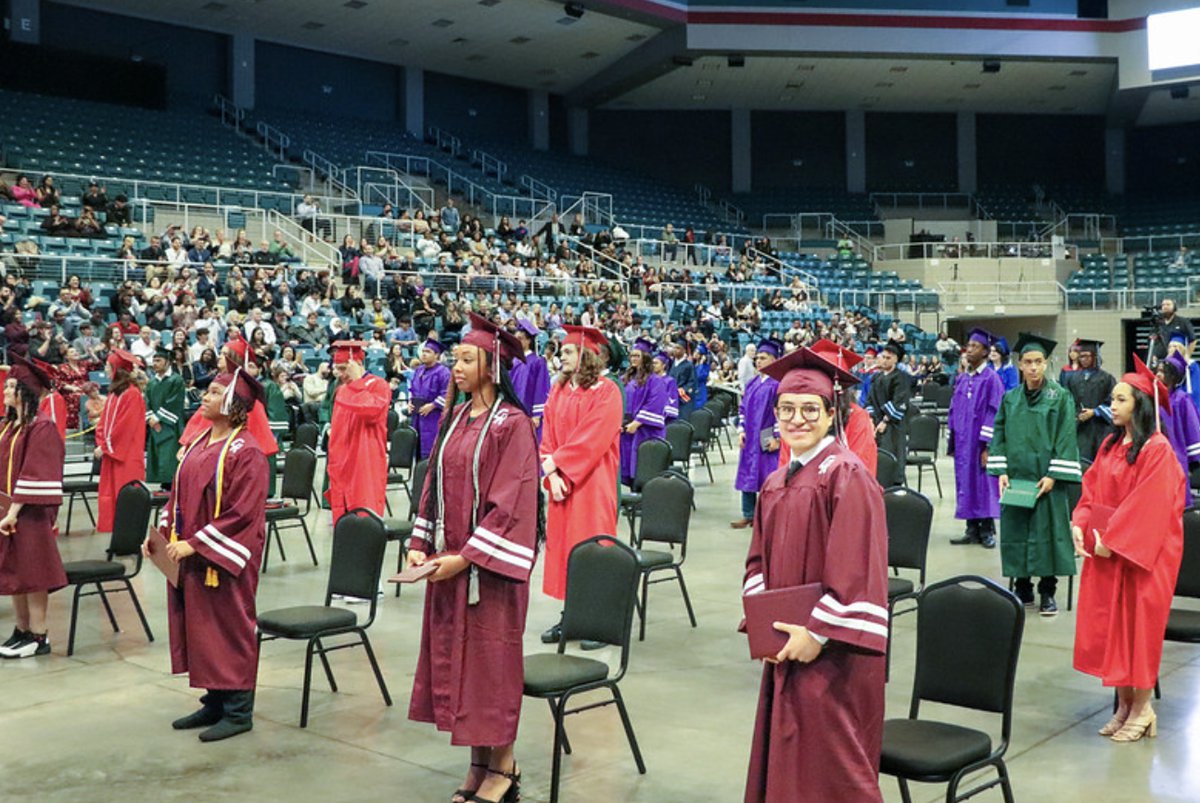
[170,425,245,589]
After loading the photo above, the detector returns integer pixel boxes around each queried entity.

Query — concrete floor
[4,446,1199,803]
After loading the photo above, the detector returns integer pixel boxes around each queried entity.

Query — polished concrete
[4,445,1199,803]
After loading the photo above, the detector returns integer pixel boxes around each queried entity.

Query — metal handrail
[560,233,628,283]
[255,121,291,161]
[870,191,976,212]
[212,94,245,128]
[341,165,434,213]
[935,279,1062,307]
[471,149,508,180]
[369,266,628,305]
[747,247,821,298]
[303,149,340,181]
[520,174,556,201]
[873,239,1078,262]
[1101,231,1200,256]
[427,126,461,157]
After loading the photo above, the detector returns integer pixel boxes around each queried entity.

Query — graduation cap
[153,346,173,362]
[967,327,994,348]
[1075,339,1103,355]
[330,340,369,365]
[632,337,656,355]
[223,337,250,368]
[107,348,142,374]
[420,338,446,355]
[653,351,672,370]
[1013,332,1056,358]
[1165,350,1189,379]
[809,339,864,372]
[516,319,540,338]
[757,338,784,358]
[992,336,1011,356]
[1122,354,1171,420]
[213,368,266,416]
[7,352,52,394]
[603,337,627,370]
[562,325,607,355]
[881,340,906,360]
[761,346,860,404]
[462,313,523,369]
[4,323,29,356]
[1170,331,1189,346]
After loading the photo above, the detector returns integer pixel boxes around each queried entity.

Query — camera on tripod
[1141,305,1164,325]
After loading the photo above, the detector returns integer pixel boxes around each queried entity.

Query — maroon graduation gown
[1072,433,1185,689]
[743,439,889,803]
[162,429,268,690]
[409,401,539,746]
[0,417,66,594]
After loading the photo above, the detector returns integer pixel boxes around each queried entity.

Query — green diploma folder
[1000,478,1040,508]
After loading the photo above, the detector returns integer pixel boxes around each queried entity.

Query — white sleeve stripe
[15,479,63,488]
[810,607,890,639]
[195,528,247,569]
[473,525,535,559]
[157,409,179,423]
[1187,444,1200,455]
[818,594,888,622]
[414,517,433,531]
[13,487,63,496]
[743,573,764,593]
[466,537,532,570]
[201,524,252,561]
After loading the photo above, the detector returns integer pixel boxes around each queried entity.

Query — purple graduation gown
[515,351,551,441]
[409,362,451,459]
[736,374,780,494]
[948,365,1005,519]
[743,439,888,802]
[1161,388,1200,506]
[619,374,667,485]
[662,375,680,421]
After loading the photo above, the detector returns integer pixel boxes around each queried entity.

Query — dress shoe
[540,622,562,644]
[949,532,980,546]
[1039,595,1058,616]
[980,531,996,549]
[729,518,753,529]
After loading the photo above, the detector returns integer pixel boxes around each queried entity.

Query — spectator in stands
[249,240,273,267]
[1154,299,1194,361]
[35,175,59,208]
[274,345,307,380]
[269,230,294,262]
[1171,246,1190,270]
[187,235,212,265]
[192,347,218,391]
[81,180,108,211]
[936,331,959,360]
[106,194,131,227]
[130,326,157,362]
[244,308,276,348]
[296,195,320,236]
[10,174,38,207]
[165,237,188,271]
[72,322,103,362]
[886,321,906,343]
[365,297,395,331]
[286,312,323,349]
[358,244,384,293]
[300,362,330,423]
[249,327,275,365]
[326,316,349,344]
[40,205,73,236]
[440,198,461,234]
[140,236,165,267]
[74,207,105,239]
[196,264,222,304]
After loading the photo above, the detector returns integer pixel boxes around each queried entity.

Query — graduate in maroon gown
[153,369,269,741]
[0,356,66,659]
[95,349,146,533]
[538,325,623,640]
[179,338,278,463]
[407,313,539,803]
[325,341,391,523]
[743,347,889,803]
[1072,356,1185,743]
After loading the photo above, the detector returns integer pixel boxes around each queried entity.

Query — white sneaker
[1,634,50,658]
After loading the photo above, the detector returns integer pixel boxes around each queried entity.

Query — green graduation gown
[145,370,185,485]
[986,379,1082,579]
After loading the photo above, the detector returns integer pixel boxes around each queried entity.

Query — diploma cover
[145,528,180,588]
[743,582,823,660]
[387,560,438,584]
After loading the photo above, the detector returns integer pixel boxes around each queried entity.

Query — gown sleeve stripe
[413,516,433,539]
[817,593,888,622]
[195,526,248,570]
[471,525,535,560]
[199,523,252,563]
[12,483,63,495]
[809,607,890,639]
[465,535,533,571]
[743,573,765,596]
[1187,442,1200,457]
[636,411,665,426]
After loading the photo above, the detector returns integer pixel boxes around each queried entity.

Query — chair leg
[703,452,714,483]
[314,637,338,692]
[714,435,725,463]
[275,524,288,564]
[96,585,120,633]
[898,778,914,803]
[547,697,572,755]
[66,494,75,531]
[395,547,405,597]
[262,522,274,573]
[548,694,572,803]
[300,518,319,566]
[638,572,649,641]
[301,639,316,728]
[676,567,697,628]
[385,495,393,516]
[360,631,392,706]
[67,584,83,657]
[996,759,1016,803]
[610,683,646,774]
[932,465,942,498]
[124,579,154,643]
[1068,574,1074,612]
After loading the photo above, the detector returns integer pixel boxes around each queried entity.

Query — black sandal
[452,763,488,803]
[469,765,521,803]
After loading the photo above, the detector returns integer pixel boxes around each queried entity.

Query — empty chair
[1164,508,1200,662]
[880,575,1024,803]
[883,487,934,677]
[633,473,696,641]
[262,447,319,572]
[523,536,646,803]
[386,458,427,597]
[384,426,418,515]
[619,438,672,538]
[256,509,392,728]
[686,407,717,482]
[700,399,727,462]
[61,481,154,656]
[293,422,319,452]
[905,414,942,497]
[664,419,695,477]
[63,455,101,531]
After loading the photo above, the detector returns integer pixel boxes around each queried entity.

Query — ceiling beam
[564,25,688,108]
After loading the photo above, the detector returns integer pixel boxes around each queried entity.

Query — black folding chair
[620,437,672,539]
[701,399,727,463]
[1163,508,1200,688]
[686,408,717,482]
[386,459,427,597]
[905,414,942,498]
[664,420,695,478]
[61,481,154,656]
[256,508,392,728]
[293,422,319,452]
[263,447,319,572]
[523,536,646,803]
[880,575,1024,803]
[63,455,101,531]
[883,487,933,678]
[876,448,904,490]
[385,425,418,516]
[633,474,696,641]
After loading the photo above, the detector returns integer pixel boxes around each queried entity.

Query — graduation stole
[172,425,246,589]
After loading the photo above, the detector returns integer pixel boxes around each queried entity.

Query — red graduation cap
[562,325,608,355]
[462,313,523,369]
[107,348,142,374]
[330,340,369,365]
[761,346,859,404]
[7,353,52,394]
[1122,354,1171,414]
[809,339,864,372]
[223,337,251,368]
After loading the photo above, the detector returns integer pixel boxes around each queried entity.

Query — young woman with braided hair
[407,313,541,803]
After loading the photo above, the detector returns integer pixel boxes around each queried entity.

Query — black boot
[950,520,981,546]
[199,690,254,742]
[540,614,563,644]
[979,520,996,549]
[173,691,224,730]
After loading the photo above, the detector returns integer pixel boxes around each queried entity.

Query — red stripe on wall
[688,11,1144,32]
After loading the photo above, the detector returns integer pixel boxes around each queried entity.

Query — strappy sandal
[469,764,521,803]
[452,762,488,803]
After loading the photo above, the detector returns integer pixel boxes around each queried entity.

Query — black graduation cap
[1013,332,1057,358]
[882,340,906,360]
[1075,339,1103,354]
[153,346,173,362]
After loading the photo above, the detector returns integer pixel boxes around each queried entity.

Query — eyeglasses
[775,402,826,423]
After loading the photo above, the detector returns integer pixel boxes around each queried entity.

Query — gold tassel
[205,567,219,588]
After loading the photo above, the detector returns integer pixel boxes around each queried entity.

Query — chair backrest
[632,437,672,492]
[109,481,152,558]
[1177,508,1200,599]
[560,536,640,668]
[1190,464,1200,493]
[912,576,1024,731]
[90,454,102,478]
[387,408,399,436]
[933,383,953,411]
[293,422,319,451]
[664,420,694,463]
[327,508,387,613]
[689,407,714,442]
[638,473,694,547]
[280,447,318,502]
[885,487,933,575]
[388,426,418,471]
[907,414,940,454]
[876,448,903,489]
[409,459,429,518]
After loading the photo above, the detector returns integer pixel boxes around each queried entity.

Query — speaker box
[1077,0,1107,19]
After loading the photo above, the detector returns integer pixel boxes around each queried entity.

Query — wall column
[957,111,977,194]
[1105,127,1125,195]
[529,90,550,151]
[731,108,751,194]
[230,32,255,109]
[567,107,588,156]
[403,66,424,138]
[846,110,866,193]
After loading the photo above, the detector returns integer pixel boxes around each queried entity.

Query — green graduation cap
[1013,332,1057,357]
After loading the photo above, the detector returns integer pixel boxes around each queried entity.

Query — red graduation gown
[743,439,888,803]
[162,430,268,690]
[180,401,279,457]
[0,417,66,594]
[96,387,146,533]
[38,392,68,441]
[409,401,539,746]
[1072,433,1185,689]
[325,374,391,522]
[777,403,877,478]
[540,376,623,600]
